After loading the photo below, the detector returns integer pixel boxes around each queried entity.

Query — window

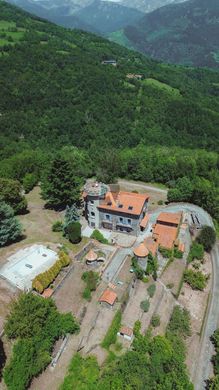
[91,212,95,217]
[106,214,110,220]
[128,206,133,211]
[118,204,123,208]
[128,219,131,225]
[90,200,94,204]
[119,217,123,223]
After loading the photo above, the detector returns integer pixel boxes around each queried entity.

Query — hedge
[32,251,70,293]
[101,310,122,349]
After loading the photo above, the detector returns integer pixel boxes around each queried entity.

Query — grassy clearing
[108,29,134,50]
[143,78,181,97]
[60,353,99,390]
[0,20,16,29]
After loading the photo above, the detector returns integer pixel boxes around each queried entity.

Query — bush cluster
[187,242,204,263]
[3,293,79,390]
[82,271,99,301]
[184,269,208,291]
[32,251,70,293]
[91,229,108,244]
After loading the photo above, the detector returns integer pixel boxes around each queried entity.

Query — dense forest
[0,0,219,222]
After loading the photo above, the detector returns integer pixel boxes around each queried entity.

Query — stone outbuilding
[99,289,117,308]
[86,249,98,265]
[133,243,149,271]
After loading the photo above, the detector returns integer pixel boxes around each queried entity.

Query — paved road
[118,179,168,194]
[193,243,219,389]
[102,248,132,283]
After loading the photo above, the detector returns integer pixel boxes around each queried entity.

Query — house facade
[83,181,149,236]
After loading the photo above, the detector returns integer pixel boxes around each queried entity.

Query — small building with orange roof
[153,211,182,250]
[133,243,149,271]
[99,289,117,308]
[85,249,98,265]
[83,181,149,236]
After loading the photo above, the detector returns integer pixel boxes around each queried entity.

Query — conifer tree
[0,202,22,247]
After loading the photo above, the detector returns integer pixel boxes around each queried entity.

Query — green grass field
[0,20,26,47]
[143,78,181,97]
[0,20,16,29]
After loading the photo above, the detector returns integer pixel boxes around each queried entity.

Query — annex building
[83,182,149,236]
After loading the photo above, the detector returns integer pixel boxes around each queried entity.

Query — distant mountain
[119,0,185,13]
[76,0,144,34]
[123,0,219,68]
[7,0,144,34]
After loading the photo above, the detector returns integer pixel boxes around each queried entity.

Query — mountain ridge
[122,0,219,68]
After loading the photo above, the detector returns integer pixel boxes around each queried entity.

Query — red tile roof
[140,214,150,228]
[120,326,133,337]
[144,237,158,257]
[153,224,178,250]
[42,288,53,298]
[157,212,182,226]
[98,191,149,216]
[133,243,149,258]
[99,289,117,306]
[86,249,98,262]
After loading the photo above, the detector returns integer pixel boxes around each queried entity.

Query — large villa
[83,181,149,236]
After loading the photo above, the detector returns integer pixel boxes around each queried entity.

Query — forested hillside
[123,0,219,68]
[0,1,219,221]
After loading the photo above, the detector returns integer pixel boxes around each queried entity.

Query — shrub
[140,299,150,313]
[159,247,172,258]
[147,284,156,298]
[101,310,122,349]
[91,229,108,244]
[187,242,204,263]
[167,306,191,338]
[151,315,160,328]
[66,221,81,244]
[82,271,99,301]
[133,320,141,336]
[174,248,183,259]
[157,200,163,205]
[146,254,158,279]
[184,269,208,291]
[22,173,38,193]
[132,257,144,280]
[32,252,70,293]
[83,287,91,301]
[52,220,63,232]
[166,283,174,289]
[197,226,216,252]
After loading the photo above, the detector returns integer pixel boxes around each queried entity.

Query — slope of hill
[1,0,219,154]
[123,0,219,68]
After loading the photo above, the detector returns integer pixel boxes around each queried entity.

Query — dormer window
[128,206,133,210]
[118,204,123,208]
[107,202,112,206]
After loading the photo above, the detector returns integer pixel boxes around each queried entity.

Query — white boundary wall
[0,245,58,291]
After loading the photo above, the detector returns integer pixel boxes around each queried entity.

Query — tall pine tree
[41,156,83,209]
